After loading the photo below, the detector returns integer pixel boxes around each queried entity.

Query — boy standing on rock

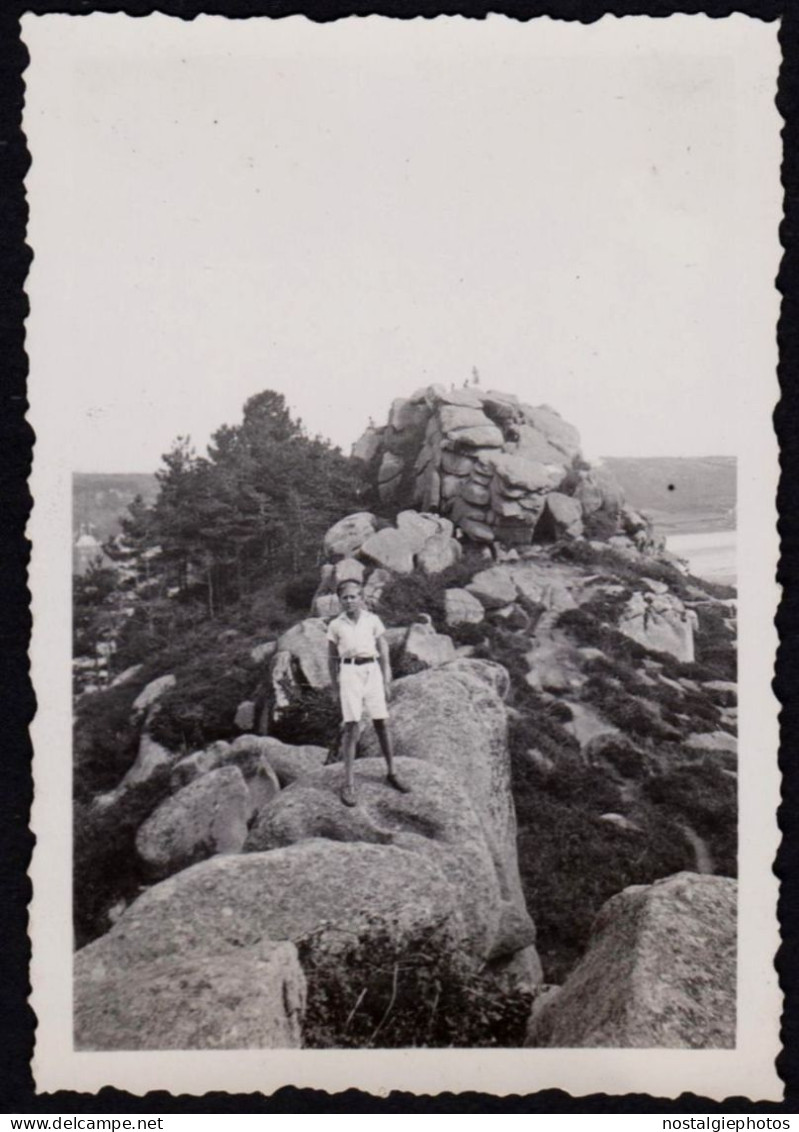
[327,579,410,807]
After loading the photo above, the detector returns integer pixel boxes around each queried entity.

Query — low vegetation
[298,918,532,1048]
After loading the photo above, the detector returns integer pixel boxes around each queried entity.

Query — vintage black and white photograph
[24,12,781,1098]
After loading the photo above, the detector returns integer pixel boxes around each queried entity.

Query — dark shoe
[340,784,358,807]
[386,773,411,794]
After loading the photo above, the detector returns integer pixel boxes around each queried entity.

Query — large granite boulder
[526,873,736,1048]
[360,660,539,982]
[246,758,520,960]
[395,509,451,552]
[539,492,584,539]
[322,512,377,561]
[358,528,416,574]
[75,940,305,1050]
[135,765,251,880]
[275,619,331,688]
[76,841,466,988]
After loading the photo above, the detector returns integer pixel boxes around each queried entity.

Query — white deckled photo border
[24,11,782,1099]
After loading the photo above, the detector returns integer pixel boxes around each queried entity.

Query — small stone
[234,701,256,731]
[467,566,518,609]
[131,674,176,716]
[444,588,485,626]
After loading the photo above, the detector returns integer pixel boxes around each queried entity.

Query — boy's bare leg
[340,721,359,806]
[374,719,410,792]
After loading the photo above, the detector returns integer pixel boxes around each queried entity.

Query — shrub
[271,685,341,749]
[581,509,620,541]
[283,571,322,613]
[517,795,694,983]
[378,552,486,630]
[298,918,532,1048]
[643,758,737,877]
[73,681,148,800]
[581,675,677,742]
[147,656,257,752]
[448,622,488,647]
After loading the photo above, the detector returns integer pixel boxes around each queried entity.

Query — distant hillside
[73,473,158,543]
[602,457,736,534]
[74,459,735,545]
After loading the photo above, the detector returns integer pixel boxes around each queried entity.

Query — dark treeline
[74,390,365,676]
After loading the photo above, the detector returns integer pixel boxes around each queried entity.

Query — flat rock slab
[526,872,736,1048]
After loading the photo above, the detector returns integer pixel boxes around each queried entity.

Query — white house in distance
[72,526,108,576]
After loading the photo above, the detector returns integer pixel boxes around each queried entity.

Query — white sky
[24,14,781,473]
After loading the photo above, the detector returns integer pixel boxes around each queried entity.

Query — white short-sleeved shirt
[326,610,386,659]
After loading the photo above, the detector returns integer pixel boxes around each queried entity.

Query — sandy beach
[666,530,737,588]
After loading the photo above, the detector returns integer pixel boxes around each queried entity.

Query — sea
[665,530,737,589]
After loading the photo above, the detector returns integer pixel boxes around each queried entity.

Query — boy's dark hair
[336,578,363,598]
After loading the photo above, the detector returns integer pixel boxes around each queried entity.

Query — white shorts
[339,661,388,723]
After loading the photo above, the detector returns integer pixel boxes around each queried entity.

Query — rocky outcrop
[75,840,465,1047]
[359,659,539,982]
[75,940,305,1050]
[352,384,631,548]
[618,591,698,662]
[526,873,736,1048]
[246,758,514,960]
[467,566,519,610]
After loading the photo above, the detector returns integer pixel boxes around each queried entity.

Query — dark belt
[340,656,376,666]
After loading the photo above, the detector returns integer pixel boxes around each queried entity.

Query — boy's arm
[377,633,392,699]
[328,640,340,694]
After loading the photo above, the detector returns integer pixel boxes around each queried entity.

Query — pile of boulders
[352,384,644,547]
